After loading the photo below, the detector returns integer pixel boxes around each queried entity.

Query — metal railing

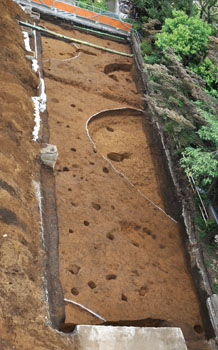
[36,0,131,25]
[15,0,132,32]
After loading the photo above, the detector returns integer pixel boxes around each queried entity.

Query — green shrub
[190,57,218,94]
[77,0,107,11]
[124,18,136,25]
[143,52,161,64]
[156,10,212,62]
[195,215,216,239]
[141,16,148,23]
[141,40,153,56]
[133,21,142,31]
[180,147,218,186]
[131,0,196,23]
[180,109,218,187]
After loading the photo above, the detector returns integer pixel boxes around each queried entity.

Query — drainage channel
[24,12,214,350]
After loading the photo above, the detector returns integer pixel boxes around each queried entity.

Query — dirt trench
[40,19,209,349]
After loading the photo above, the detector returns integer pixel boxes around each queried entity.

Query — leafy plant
[143,51,161,64]
[180,109,218,188]
[195,214,217,239]
[180,147,218,186]
[197,0,218,25]
[133,21,142,31]
[131,0,197,23]
[124,18,136,25]
[197,111,218,145]
[190,57,218,93]
[156,10,212,62]
[141,40,153,56]
[77,0,107,11]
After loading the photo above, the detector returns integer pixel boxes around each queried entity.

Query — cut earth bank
[0,0,72,349]
[0,1,215,349]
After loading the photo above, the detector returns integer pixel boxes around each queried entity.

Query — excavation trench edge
[37,30,66,329]
[35,18,217,343]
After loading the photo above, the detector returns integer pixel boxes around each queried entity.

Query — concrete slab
[207,294,218,342]
[76,326,188,350]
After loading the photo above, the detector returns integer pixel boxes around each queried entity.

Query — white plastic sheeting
[33,181,45,247]
[22,24,47,141]
[32,58,39,72]
[22,31,32,52]
[32,78,47,141]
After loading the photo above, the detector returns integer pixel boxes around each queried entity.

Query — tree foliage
[181,147,218,186]
[131,0,195,23]
[198,0,218,24]
[131,0,218,28]
[180,109,218,187]
[190,57,218,96]
[143,50,218,190]
[156,10,212,62]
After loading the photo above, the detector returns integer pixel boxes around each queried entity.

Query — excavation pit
[39,18,212,349]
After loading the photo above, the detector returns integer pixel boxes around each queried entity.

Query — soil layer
[0,1,73,349]
[41,19,209,349]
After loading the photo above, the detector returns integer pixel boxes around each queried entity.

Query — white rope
[64,298,106,321]
[33,181,45,247]
[102,155,177,223]
[86,108,178,224]
[44,51,81,62]
[42,41,81,64]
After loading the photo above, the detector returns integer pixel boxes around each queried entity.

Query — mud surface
[41,19,210,349]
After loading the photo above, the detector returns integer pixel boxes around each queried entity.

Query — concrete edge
[36,29,66,329]
[207,295,218,342]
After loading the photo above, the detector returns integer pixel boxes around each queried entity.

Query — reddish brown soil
[41,20,210,349]
[0,1,72,349]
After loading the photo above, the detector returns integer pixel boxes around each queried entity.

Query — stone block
[40,144,58,170]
